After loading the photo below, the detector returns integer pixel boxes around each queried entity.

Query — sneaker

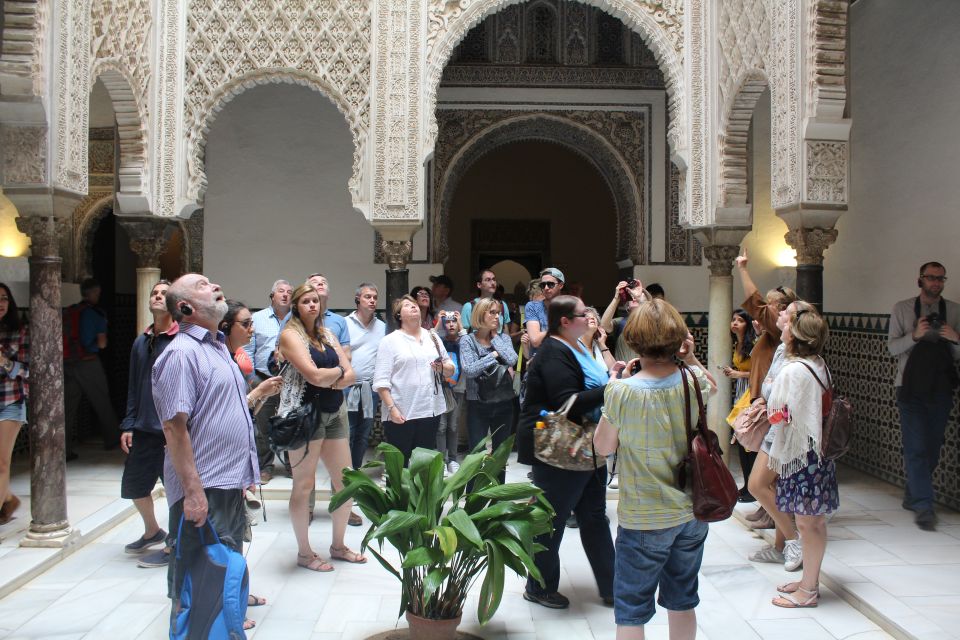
[447,460,460,475]
[783,538,803,571]
[124,529,167,554]
[915,509,937,531]
[523,590,570,609]
[137,548,170,568]
[608,474,619,490]
[748,545,784,564]
[745,506,767,522]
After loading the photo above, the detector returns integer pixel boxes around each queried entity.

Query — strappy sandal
[243,619,256,630]
[772,586,818,608]
[329,545,367,564]
[297,552,334,572]
[248,594,267,607]
[776,582,819,596]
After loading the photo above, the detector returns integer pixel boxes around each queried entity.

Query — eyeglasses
[569,313,587,318]
[541,281,559,289]
[239,319,254,328]
[921,275,948,282]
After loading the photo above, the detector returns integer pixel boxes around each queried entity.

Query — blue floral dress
[775,448,839,515]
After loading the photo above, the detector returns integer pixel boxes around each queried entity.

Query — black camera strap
[913,296,946,325]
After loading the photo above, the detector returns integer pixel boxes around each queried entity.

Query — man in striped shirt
[152,273,258,604]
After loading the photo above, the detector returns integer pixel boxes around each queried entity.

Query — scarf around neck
[766,356,825,477]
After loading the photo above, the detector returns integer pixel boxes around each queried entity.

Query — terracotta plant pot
[405,610,462,640]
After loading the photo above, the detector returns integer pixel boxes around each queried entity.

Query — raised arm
[734,248,758,300]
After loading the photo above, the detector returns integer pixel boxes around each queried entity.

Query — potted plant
[330,436,554,640]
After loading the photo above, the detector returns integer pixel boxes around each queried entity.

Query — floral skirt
[775,449,839,515]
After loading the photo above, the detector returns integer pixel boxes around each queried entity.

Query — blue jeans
[614,520,708,625]
[466,399,513,453]
[897,391,954,511]
[347,394,379,470]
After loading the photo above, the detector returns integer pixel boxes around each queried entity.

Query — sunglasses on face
[541,281,559,289]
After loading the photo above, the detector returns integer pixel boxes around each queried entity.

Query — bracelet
[600,348,610,353]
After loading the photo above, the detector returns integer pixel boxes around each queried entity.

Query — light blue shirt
[523,300,548,358]
[244,306,290,375]
[462,298,511,332]
[345,312,385,381]
[324,310,350,347]
[561,339,609,422]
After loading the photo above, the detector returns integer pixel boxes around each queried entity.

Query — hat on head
[539,267,565,284]
[429,274,454,289]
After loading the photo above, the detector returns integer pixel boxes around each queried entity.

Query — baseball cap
[539,267,565,284]
[429,274,454,289]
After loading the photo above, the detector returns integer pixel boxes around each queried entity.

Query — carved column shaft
[381,238,412,332]
[702,245,742,459]
[784,227,838,311]
[120,218,172,332]
[14,215,77,548]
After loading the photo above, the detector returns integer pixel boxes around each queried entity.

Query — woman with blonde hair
[767,303,835,608]
[582,306,615,371]
[277,283,363,572]
[595,299,715,639]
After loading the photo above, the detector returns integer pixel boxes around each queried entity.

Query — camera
[618,279,640,304]
[926,312,944,331]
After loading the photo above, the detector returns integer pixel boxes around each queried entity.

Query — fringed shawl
[766,357,826,477]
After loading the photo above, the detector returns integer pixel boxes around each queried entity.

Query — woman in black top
[518,295,622,609]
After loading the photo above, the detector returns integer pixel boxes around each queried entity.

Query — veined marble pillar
[15,215,78,548]
[119,218,172,333]
[703,245,742,459]
[785,228,838,312]
[380,236,413,333]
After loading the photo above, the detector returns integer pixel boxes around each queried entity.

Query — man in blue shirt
[524,267,565,359]
[64,278,120,457]
[462,269,511,333]
[308,273,351,357]
[244,279,292,483]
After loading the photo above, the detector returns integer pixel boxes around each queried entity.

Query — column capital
[15,215,69,258]
[784,227,838,266]
[118,217,173,268]
[381,239,412,272]
[702,245,742,278]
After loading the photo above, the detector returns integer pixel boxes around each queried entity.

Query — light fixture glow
[776,247,797,268]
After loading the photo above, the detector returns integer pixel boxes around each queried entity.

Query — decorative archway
[186,70,367,209]
[424,0,685,160]
[718,70,769,208]
[433,111,644,266]
[71,192,114,281]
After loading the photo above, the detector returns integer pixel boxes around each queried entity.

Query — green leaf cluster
[329,435,555,624]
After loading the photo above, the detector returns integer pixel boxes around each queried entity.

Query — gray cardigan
[458,332,518,402]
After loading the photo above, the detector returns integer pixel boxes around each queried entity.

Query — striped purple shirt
[152,322,258,504]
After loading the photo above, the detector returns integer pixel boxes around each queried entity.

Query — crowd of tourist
[0,254,957,638]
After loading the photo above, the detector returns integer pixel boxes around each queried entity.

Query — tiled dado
[683,311,959,512]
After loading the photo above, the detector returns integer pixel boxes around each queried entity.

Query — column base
[19,521,80,549]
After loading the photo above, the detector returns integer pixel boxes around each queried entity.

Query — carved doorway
[472,219,549,301]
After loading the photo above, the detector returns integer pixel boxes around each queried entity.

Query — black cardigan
[517,336,606,465]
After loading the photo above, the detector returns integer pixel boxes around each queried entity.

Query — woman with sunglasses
[517,295,620,610]
[410,286,436,330]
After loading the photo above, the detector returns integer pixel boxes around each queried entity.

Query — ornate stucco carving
[806,0,848,121]
[702,244,741,277]
[183,0,371,208]
[53,0,91,194]
[17,215,70,258]
[1,125,48,185]
[769,0,801,210]
[424,0,686,159]
[431,109,645,265]
[153,0,184,218]
[684,0,706,226]
[381,238,413,271]
[784,226,838,266]
[120,218,175,268]
[71,191,113,279]
[804,140,847,204]
[0,0,48,96]
[717,71,767,208]
[90,0,152,202]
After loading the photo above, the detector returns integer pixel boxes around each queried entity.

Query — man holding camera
[888,261,960,531]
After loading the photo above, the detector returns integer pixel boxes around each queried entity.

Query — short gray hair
[355,282,379,298]
[271,279,291,294]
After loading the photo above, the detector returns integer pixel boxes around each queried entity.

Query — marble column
[14,215,78,548]
[119,218,172,333]
[381,238,412,332]
[702,245,742,458]
[784,228,838,312]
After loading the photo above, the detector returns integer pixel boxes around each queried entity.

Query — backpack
[170,515,249,640]
[62,302,91,361]
[799,362,855,461]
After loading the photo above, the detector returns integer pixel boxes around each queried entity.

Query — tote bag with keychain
[676,364,739,522]
[533,393,600,471]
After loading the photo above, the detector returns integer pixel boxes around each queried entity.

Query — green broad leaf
[478,540,505,625]
[489,434,514,469]
[493,535,543,584]
[330,469,388,513]
[469,433,493,455]
[440,450,487,501]
[408,447,444,484]
[367,546,401,582]
[434,526,458,559]
[400,546,442,568]
[444,509,483,547]
[423,567,448,599]
[374,510,427,540]
[378,442,406,495]
[499,520,534,549]
[470,501,524,522]
[475,483,542,500]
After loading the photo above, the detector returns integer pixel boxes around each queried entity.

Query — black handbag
[268,398,318,456]
[470,338,515,403]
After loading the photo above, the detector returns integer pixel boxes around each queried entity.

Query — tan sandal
[329,545,367,564]
[777,582,819,596]
[772,586,818,608]
[297,552,334,572]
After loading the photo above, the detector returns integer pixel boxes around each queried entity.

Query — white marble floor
[0,446,919,640]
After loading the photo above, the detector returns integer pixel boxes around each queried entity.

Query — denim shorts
[0,400,26,423]
[614,519,709,625]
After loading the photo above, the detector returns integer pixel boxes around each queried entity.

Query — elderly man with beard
[152,273,259,612]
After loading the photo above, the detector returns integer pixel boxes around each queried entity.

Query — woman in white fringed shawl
[765,302,836,609]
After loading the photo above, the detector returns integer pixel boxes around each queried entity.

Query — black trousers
[526,462,615,599]
[383,416,441,466]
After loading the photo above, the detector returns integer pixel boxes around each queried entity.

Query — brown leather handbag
[677,364,739,522]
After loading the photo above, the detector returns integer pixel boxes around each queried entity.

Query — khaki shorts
[312,405,348,441]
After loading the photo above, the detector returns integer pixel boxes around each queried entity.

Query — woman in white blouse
[374,295,455,465]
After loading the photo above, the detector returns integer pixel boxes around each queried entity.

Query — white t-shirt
[373,328,450,420]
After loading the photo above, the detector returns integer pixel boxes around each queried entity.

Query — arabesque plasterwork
[52,0,90,194]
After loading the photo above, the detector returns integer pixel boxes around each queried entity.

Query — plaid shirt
[0,326,29,406]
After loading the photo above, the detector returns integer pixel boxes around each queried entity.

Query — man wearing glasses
[119,279,178,568]
[461,269,512,333]
[524,267,565,359]
[888,261,960,531]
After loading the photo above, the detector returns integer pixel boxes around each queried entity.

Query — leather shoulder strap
[798,360,829,392]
